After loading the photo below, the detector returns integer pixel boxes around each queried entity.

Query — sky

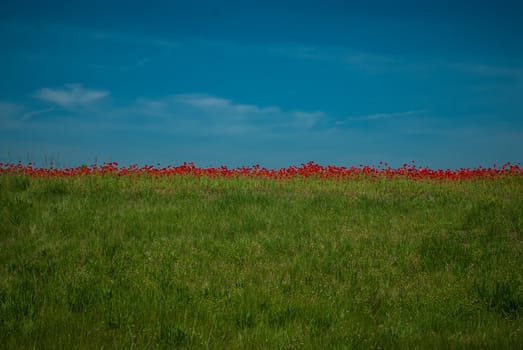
[1,0,522,169]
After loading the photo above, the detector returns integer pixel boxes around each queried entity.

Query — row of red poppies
[2,161,522,181]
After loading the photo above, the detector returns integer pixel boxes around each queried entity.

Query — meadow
[1,162,522,349]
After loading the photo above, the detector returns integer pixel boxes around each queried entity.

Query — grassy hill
[1,174,522,348]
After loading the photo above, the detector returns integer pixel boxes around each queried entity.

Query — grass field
[1,173,522,348]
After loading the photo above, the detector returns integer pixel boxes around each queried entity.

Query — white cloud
[35,84,109,108]
[118,93,322,135]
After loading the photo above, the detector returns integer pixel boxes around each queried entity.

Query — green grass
[1,174,522,349]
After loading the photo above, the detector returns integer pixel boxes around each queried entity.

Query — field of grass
[1,174,522,348]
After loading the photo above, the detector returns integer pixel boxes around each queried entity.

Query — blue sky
[1,0,522,168]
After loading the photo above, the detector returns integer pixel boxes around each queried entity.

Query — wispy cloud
[0,101,54,127]
[264,43,408,73]
[292,111,325,128]
[176,94,235,109]
[1,101,58,127]
[175,94,280,114]
[91,31,178,49]
[21,107,55,121]
[35,84,109,108]
[265,43,523,80]
[363,110,426,120]
[23,22,523,82]
[447,62,523,79]
[266,45,337,61]
[345,109,426,121]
